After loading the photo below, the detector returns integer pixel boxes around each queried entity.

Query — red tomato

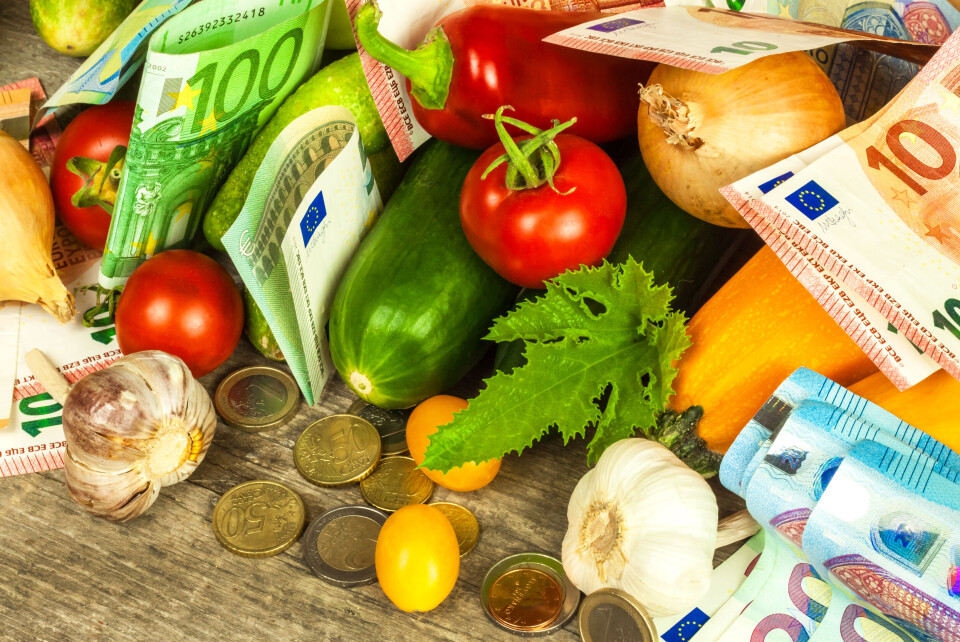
[459,134,627,288]
[115,250,244,378]
[49,101,136,250]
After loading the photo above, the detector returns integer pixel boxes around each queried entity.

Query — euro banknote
[223,105,382,406]
[689,534,779,641]
[721,25,960,390]
[543,6,937,73]
[719,369,960,640]
[1,78,62,174]
[0,228,118,472]
[98,0,330,289]
[804,440,960,640]
[39,0,194,121]
[653,532,765,640]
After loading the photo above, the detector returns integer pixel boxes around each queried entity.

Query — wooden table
[0,2,745,639]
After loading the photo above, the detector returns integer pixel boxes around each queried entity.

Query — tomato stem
[481,106,576,193]
[76,285,121,327]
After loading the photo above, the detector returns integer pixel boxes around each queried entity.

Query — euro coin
[294,414,381,486]
[212,480,305,558]
[360,456,433,512]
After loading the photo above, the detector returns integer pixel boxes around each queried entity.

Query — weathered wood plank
[0,2,746,639]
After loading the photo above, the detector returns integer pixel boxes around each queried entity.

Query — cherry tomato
[460,133,626,288]
[49,101,136,250]
[375,504,460,612]
[115,250,244,378]
[407,395,501,492]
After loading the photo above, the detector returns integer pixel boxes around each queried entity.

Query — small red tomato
[460,132,626,288]
[115,250,244,378]
[49,101,135,250]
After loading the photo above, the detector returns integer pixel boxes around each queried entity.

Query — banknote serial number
[177,9,267,45]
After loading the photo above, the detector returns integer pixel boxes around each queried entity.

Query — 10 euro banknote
[722,25,960,391]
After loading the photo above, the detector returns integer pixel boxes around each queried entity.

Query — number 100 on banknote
[99,0,330,289]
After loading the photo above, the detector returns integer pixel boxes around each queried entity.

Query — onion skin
[0,131,74,321]
[637,52,846,228]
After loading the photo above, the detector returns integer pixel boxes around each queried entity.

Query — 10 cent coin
[294,414,382,486]
[212,480,306,558]
[303,505,387,587]
[431,502,479,557]
[215,366,300,432]
[360,456,434,512]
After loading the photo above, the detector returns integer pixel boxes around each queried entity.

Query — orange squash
[670,246,879,453]
[850,369,960,454]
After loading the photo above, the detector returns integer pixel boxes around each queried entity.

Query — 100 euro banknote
[99,0,330,289]
[722,25,960,390]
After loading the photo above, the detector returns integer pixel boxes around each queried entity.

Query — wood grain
[0,1,746,639]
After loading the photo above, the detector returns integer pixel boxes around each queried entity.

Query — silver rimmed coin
[215,366,300,432]
[346,399,411,456]
[303,505,387,587]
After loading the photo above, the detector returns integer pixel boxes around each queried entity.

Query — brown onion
[637,52,846,228]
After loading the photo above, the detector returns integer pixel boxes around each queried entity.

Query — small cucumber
[329,141,521,408]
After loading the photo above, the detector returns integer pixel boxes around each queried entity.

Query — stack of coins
[210,382,493,613]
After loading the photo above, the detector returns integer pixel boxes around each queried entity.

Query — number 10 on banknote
[722,26,960,390]
[98,0,330,289]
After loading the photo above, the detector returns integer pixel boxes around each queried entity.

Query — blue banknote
[803,441,960,641]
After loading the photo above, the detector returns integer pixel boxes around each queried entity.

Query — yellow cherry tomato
[406,395,502,492]
[375,503,460,612]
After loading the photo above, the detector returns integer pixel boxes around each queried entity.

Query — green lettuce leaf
[421,258,692,472]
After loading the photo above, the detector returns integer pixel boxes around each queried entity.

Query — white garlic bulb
[28,349,216,522]
[561,438,718,618]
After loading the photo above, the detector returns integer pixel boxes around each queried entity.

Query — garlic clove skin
[62,351,216,522]
[561,438,718,618]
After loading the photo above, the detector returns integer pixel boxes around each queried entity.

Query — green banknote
[223,105,382,405]
[99,0,331,289]
[39,0,194,121]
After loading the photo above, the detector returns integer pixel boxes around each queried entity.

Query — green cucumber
[329,141,521,408]
[495,140,757,374]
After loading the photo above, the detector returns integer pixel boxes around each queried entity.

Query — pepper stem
[638,83,703,151]
[481,106,577,193]
[353,1,454,110]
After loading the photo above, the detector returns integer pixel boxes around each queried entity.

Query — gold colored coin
[431,502,479,557]
[211,480,306,558]
[360,456,434,512]
[294,414,382,486]
[488,568,564,631]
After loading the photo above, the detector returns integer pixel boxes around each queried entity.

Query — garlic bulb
[0,131,74,322]
[27,349,216,522]
[561,438,718,618]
